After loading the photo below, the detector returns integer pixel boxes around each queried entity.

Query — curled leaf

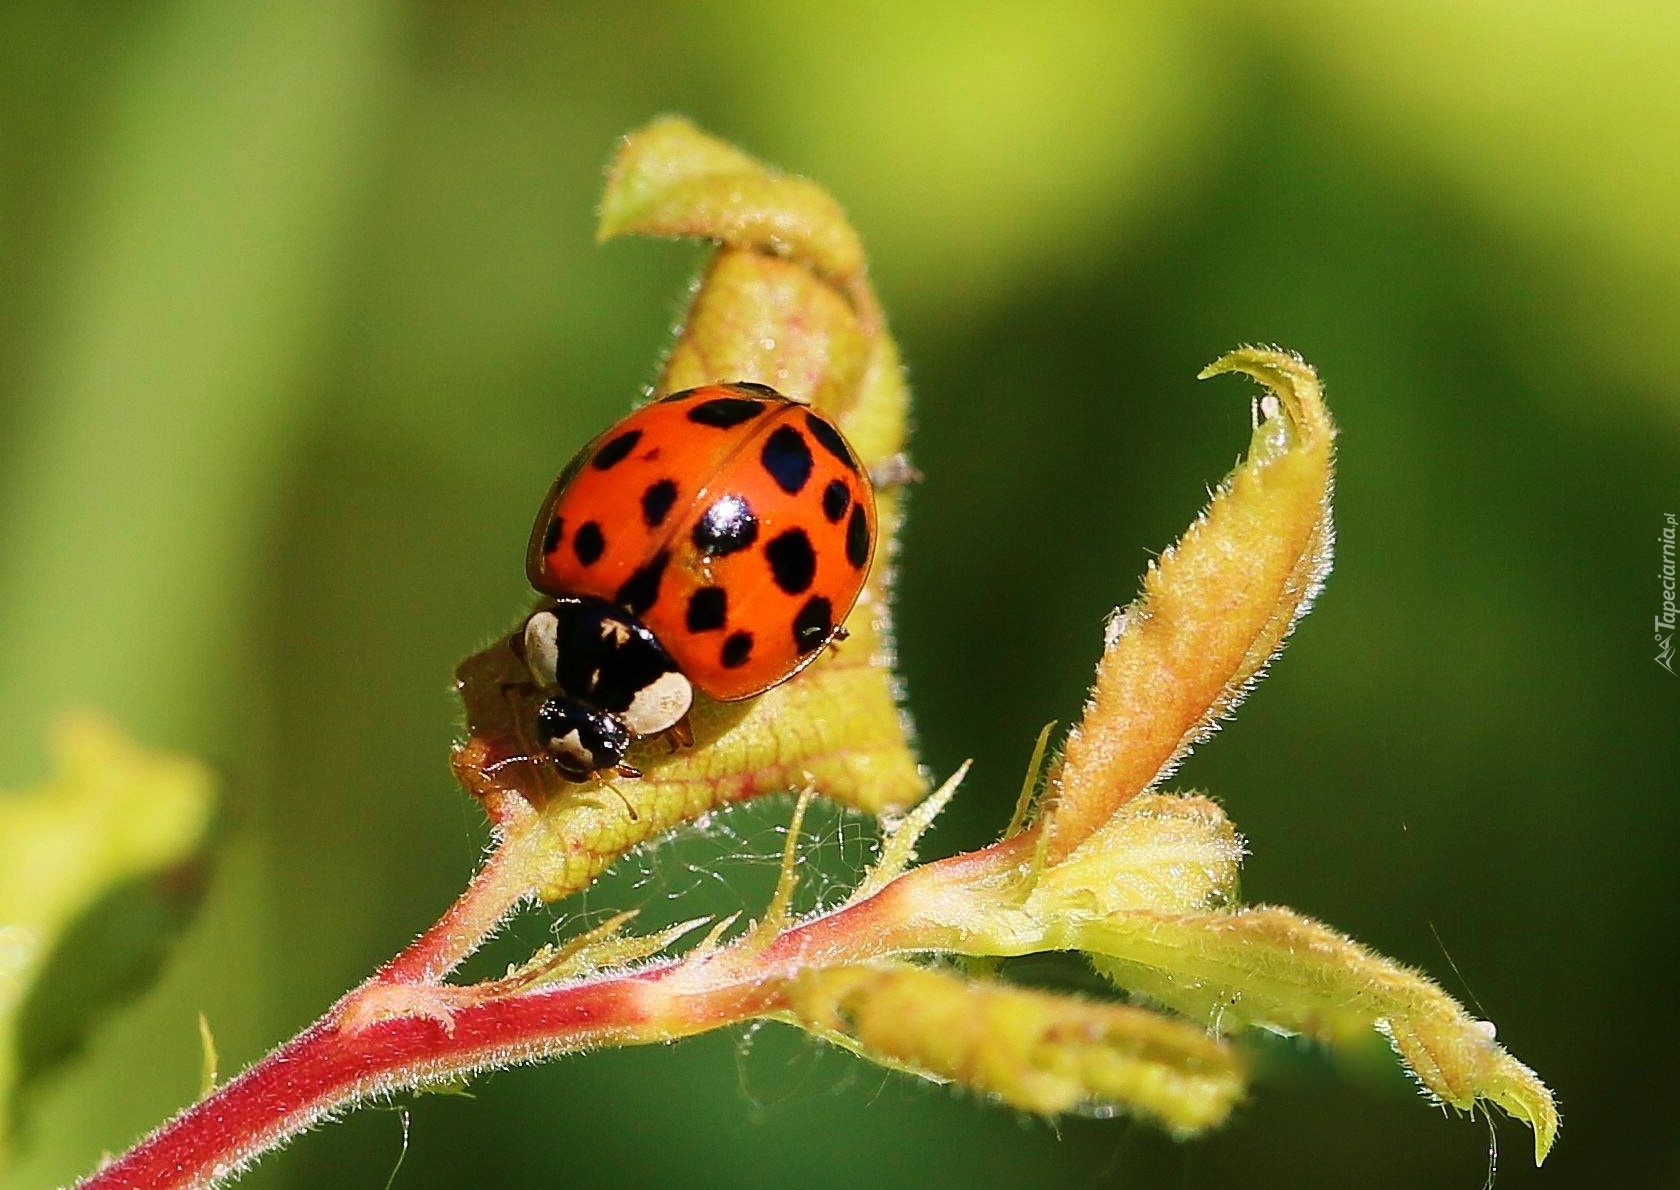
[451,118,924,905]
[0,715,215,1169]
[782,962,1244,1133]
[1084,905,1558,1163]
[1045,348,1335,861]
[598,115,864,283]
[842,331,1551,1160]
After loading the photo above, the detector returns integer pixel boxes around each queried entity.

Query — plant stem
[374,824,533,986]
[78,964,756,1190]
[78,806,1032,1189]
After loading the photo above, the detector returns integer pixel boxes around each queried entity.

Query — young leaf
[0,716,215,1171]
[783,962,1244,1133]
[1085,905,1559,1163]
[449,117,925,906]
[1044,347,1335,861]
[597,115,864,282]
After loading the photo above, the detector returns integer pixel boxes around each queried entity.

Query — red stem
[79,962,772,1190]
[375,832,531,986]
[78,812,1033,1189]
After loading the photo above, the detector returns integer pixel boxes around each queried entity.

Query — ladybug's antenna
[480,752,537,780]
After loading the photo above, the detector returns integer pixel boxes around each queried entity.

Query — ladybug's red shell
[527,383,876,702]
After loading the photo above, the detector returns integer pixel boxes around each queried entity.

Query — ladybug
[512,382,877,780]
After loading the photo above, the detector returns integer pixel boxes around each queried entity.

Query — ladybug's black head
[534,695,631,780]
[515,597,693,782]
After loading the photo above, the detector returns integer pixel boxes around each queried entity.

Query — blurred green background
[3,1,1675,1186]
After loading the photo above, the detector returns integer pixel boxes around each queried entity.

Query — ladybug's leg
[868,452,922,491]
[662,713,695,753]
[815,624,853,657]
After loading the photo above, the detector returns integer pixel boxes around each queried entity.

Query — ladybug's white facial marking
[621,669,693,736]
[548,728,594,773]
[524,610,560,688]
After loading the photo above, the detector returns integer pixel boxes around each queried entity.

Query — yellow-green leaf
[1044,348,1335,861]
[782,961,1244,1134]
[878,792,1244,956]
[0,715,215,1170]
[452,119,925,903]
[597,115,865,282]
[1084,904,1559,1164]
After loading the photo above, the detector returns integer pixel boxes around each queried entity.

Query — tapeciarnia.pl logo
[1658,513,1677,674]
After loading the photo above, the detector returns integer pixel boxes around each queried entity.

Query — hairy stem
[79,966,763,1190]
[374,815,535,986]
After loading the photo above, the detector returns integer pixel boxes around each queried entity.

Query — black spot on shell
[846,504,870,569]
[722,631,754,669]
[765,529,816,595]
[792,596,833,654]
[574,521,605,566]
[687,397,766,428]
[592,429,642,470]
[760,426,813,494]
[686,586,727,633]
[541,515,565,555]
[614,550,669,617]
[641,478,678,528]
[804,412,858,470]
[692,495,758,557]
[821,478,850,523]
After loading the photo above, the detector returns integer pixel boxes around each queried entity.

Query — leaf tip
[595,113,713,243]
[1197,345,1334,451]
